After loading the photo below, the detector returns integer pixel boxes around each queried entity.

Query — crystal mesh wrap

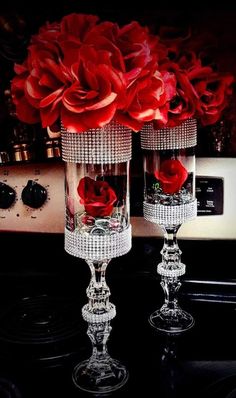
[157,262,186,277]
[82,304,116,323]
[65,225,132,260]
[143,199,197,225]
[141,119,197,150]
[61,121,132,164]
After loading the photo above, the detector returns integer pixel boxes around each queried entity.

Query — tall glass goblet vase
[141,119,197,334]
[61,121,131,392]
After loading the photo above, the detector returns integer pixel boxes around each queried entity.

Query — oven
[1,156,236,239]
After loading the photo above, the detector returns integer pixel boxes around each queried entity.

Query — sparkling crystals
[65,222,132,261]
[82,304,116,323]
[61,121,132,164]
[81,215,95,227]
[108,217,123,232]
[74,213,128,236]
[94,218,110,230]
[90,226,106,236]
[143,200,197,226]
[146,187,193,206]
[141,118,197,150]
[157,262,186,277]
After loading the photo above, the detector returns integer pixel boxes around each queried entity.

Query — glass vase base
[72,358,129,394]
[149,306,194,334]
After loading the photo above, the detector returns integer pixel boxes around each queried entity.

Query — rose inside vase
[144,147,195,207]
[65,162,130,237]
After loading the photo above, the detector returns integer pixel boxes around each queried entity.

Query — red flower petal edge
[154,159,188,194]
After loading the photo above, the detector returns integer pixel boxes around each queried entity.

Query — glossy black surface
[0,232,235,397]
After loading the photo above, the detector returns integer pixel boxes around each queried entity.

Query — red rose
[154,159,188,194]
[116,67,165,131]
[156,61,198,127]
[189,68,234,126]
[11,42,68,127]
[61,13,99,39]
[77,176,117,217]
[116,21,158,79]
[11,62,41,124]
[61,45,126,132]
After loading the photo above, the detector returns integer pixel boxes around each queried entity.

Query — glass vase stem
[82,260,116,323]
[149,226,194,333]
[86,260,111,313]
[161,226,182,270]
[158,226,185,278]
[88,320,111,362]
[159,226,184,311]
[161,276,181,311]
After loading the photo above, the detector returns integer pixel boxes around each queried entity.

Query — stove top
[0,233,235,397]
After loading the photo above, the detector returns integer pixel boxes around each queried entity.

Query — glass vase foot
[72,357,129,394]
[149,305,194,334]
[72,318,128,394]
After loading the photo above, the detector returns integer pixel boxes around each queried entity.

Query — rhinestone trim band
[143,199,197,225]
[141,119,197,150]
[61,121,132,164]
[82,303,116,323]
[65,225,132,260]
[157,262,186,277]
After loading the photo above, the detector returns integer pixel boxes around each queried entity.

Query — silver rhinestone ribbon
[61,121,132,164]
[65,225,132,261]
[143,199,197,225]
[157,262,186,277]
[82,304,116,323]
[141,119,197,150]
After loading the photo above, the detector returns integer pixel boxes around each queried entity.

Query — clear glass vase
[61,121,131,392]
[141,119,197,334]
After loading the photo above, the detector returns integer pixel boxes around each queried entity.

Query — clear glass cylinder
[62,121,132,265]
[65,160,131,261]
[142,119,197,227]
[144,146,195,202]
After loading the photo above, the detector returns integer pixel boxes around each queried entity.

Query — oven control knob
[0,182,16,209]
[21,180,47,209]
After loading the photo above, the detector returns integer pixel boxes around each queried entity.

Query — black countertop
[0,232,235,397]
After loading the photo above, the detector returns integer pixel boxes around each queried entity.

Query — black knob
[0,182,16,209]
[21,180,47,209]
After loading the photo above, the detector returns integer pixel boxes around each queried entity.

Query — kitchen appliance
[0,161,64,233]
[1,157,236,240]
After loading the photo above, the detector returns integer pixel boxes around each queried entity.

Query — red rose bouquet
[11,13,234,133]
[11,13,165,133]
